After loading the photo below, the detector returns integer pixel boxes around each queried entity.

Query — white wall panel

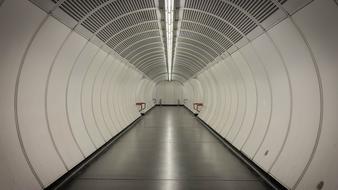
[0,0,45,188]
[111,65,129,128]
[121,69,135,122]
[225,57,246,141]
[261,18,320,189]
[81,50,109,143]
[67,42,98,155]
[127,72,140,121]
[107,61,124,131]
[214,63,232,134]
[211,64,228,133]
[17,16,69,186]
[213,65,226,130]
[129,71,140,120]
[232,44,270,150]
[112,64,128,130]
[218,61,237,137]
[228,52,256,144]
[202,70,219,125]
[242,33,289,160]
[118,66,130,126]
[115,67,128,125]
[291,0,338,189]
[116,67,132,126]
[92,56,114,138]
[202,71,216,123]
[123,70,139,123]
[101,59,120,135]
[47,31,86,169]
[219,58,244,137]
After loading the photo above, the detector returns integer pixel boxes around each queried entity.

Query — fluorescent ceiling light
[165,0,174,81]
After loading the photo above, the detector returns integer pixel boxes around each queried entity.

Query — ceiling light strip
[165,0,174,81]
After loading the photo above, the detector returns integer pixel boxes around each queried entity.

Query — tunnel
[0,0,338,189]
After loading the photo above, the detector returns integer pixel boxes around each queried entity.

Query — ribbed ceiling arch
[172,0,288,82]
[32,0,290,83]
[46,0,167,80]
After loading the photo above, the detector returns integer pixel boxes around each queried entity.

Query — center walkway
[63,106,271,190]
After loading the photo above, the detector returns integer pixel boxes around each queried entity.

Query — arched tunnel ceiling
[31,0,289,83]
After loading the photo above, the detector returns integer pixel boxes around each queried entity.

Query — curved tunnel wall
[184,1,338,189]
[0,0,155,189]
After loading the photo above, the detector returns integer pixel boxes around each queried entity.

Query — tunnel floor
[62,106,271,190]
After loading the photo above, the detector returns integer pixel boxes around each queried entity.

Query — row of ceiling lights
[164,0,174,81]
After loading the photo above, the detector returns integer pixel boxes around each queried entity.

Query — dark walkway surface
[62,106,271,190]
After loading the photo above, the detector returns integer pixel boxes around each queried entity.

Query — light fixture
[165,0,174,81]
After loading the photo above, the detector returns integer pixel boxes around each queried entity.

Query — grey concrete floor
[61,106,271,190]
